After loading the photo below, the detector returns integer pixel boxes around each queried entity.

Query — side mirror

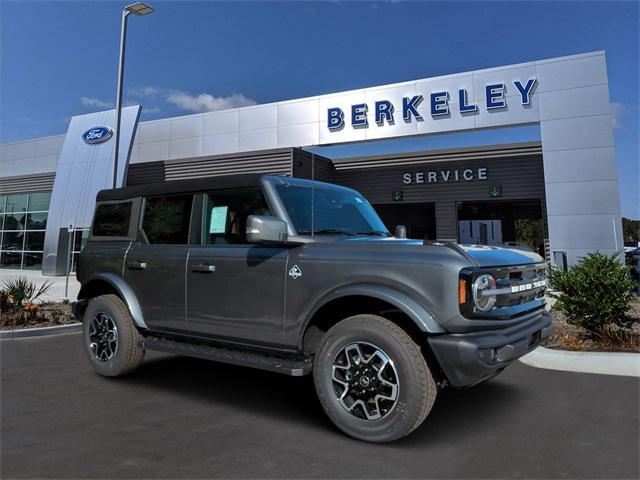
[246,215,288,244]
[395,225,407,239]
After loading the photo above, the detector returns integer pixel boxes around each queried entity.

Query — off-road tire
[313,314,437,443]
[82,294,145,377]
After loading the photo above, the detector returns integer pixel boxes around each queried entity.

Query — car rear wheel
[82,294,144,377]
[313,314,437,443]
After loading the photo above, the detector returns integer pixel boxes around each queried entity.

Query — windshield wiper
[297,228,355,236]
[356,230,391,237]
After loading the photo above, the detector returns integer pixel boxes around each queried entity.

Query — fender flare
[78,272,147,329]
[301,283,445,336]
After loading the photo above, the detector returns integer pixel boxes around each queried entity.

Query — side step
[141,336,312,377]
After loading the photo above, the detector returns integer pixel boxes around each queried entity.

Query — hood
[320,236,544,267]
[456,244,544,267]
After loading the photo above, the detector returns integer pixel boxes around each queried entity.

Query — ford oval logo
[82,126,113,144]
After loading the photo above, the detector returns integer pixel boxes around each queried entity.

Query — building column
[537,52,623,267]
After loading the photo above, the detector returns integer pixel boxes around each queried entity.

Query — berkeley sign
[327,78,537,130]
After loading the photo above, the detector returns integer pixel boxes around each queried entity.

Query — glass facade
[0,192,51,270]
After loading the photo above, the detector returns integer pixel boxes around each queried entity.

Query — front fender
[78,272,147,329]
[302,283,445,336]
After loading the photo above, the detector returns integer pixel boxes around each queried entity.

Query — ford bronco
[74,174,552,443]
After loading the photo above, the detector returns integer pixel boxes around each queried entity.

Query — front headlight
[472,274,497,312]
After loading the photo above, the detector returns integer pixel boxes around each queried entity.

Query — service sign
[82,126,113,144]
[327,78,537,131]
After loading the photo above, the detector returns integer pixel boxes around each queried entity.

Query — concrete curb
[520,346,640,378]
[0,323,82,339]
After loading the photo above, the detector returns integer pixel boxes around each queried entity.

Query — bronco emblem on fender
[288,265,302,279]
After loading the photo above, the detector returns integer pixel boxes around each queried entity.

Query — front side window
[202,189,270,245]
[92,202,132,237]
[142,195,193,244]
[276,184,389,236]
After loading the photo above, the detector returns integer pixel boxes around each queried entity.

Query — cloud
[130,85,256,114]
[80,97,114,109]
[165,91,256,113]
[129,85,163,98]
[610,101,625,130]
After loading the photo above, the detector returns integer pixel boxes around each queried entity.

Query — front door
[124,193,194,332]
[186,188,288,348]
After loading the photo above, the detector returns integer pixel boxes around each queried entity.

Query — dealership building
[0,51,624,275]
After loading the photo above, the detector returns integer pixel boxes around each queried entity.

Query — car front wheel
[313,314,437,443]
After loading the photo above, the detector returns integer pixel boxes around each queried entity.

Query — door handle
[191,264,216,273]
[127,260,147,270]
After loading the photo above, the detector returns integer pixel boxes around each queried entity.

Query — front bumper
[428,308,553,388]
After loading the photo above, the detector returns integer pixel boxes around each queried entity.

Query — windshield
[276,183,389,236]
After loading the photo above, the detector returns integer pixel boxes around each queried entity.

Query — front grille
[494,265,546,308]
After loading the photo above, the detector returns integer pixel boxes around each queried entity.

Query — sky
[1,0,638,218]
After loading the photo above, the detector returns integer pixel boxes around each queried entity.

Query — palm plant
[1,277,53,311]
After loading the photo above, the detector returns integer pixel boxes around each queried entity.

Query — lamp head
[125,2,154,16]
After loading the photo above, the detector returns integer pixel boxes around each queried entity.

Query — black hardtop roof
[96,173,268,201]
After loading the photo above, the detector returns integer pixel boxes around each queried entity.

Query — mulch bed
[0,302,77,331]
[545,296,640,353]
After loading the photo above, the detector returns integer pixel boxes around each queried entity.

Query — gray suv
[74,174,552,443]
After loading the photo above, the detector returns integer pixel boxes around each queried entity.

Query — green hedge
[549,252,636,332]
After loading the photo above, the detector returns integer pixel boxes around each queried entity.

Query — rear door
[186,188,288,347]
[124,193,194,332]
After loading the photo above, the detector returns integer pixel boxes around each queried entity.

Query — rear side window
[92,202,132,237]
[142,194,193,244]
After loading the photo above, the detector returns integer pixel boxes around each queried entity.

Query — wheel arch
[78,272,147,329]
[300,284,444,353]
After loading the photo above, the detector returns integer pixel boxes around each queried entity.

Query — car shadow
[122,353,525,445]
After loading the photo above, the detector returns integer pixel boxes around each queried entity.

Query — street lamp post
[112,2,155,189]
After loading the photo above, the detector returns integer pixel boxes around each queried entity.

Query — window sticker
[209,206,228,234]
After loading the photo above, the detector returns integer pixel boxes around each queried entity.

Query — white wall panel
[170,115,203,139]
[169,137,203,160]
[239,128,277,151]
[35,136,64,157]
[277,100,320,127]
[543,147,617,183]
[539,84,611,121]
[138,120,170,143]
[536,54,607,92]
[0,143,16,162]
[13,141,36,160]
[203,133,239,156]
[277,123,319,148]
[545,180,621,216]
[540,114,614,151]
[137,140,169,163]
[239,105,277,131]
[203,110,239,135]
[547,214,622,250]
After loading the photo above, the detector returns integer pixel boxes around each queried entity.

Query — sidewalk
[0,269,80,302]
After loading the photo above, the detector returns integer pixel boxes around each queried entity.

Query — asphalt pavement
[1,332,638,479]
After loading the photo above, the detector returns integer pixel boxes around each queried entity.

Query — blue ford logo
[82,126,113,144]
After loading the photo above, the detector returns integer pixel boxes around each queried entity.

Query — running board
[140,336,312,377]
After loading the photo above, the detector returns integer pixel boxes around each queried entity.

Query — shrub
[549,252,636,332]
[1,277,53,313]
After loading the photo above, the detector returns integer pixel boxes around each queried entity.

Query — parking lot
[1,332,638,479]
